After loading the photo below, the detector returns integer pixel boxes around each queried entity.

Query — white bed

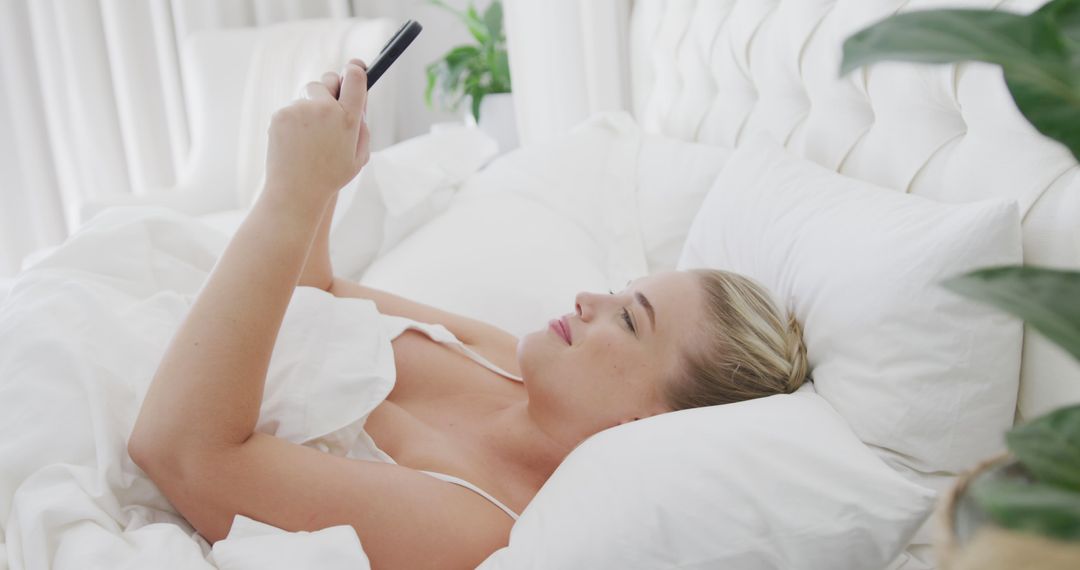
[2,1,1079,569]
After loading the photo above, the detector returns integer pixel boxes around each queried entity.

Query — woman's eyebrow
[624,279,655,334]
[635,292,656,333]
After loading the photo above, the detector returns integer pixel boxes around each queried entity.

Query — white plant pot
[467,92,519,153]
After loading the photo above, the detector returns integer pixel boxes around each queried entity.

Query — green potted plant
[424,0,516,150]
[841,0,1080,567]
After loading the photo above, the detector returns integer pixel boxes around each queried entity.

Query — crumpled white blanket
[0,207,402,570]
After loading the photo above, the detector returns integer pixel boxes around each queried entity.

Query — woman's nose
[574,291,604,320]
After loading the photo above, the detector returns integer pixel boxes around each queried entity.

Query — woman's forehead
[631,271,704,339]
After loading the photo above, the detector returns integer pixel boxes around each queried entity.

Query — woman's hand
[262,59,372,206]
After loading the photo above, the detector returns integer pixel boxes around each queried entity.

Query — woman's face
[517,270,706,447]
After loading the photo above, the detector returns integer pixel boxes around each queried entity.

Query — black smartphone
[366,20,423,89]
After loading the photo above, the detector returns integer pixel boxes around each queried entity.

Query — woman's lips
[560,315,573,344]
[548,318,571,345]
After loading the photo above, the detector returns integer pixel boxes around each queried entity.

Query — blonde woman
[127,60,809,569]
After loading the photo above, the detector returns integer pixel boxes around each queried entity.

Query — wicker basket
[936,453,1080,569]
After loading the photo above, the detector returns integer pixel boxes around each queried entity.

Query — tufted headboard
[505,0,1080,424]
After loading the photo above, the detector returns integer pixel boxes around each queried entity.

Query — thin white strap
[419,470,520,521]
[450,342,525,383]
[392,319,525,383]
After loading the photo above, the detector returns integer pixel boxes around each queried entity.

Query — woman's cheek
[590,334,629,375]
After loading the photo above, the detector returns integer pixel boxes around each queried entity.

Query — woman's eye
[622,308,636,333]
[609,290,635,333]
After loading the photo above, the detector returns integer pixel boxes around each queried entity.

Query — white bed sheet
[0,207,396,570]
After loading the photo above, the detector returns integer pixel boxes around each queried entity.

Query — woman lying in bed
[126,59,810,569]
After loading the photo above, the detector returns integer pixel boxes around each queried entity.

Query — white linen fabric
[477,384,936,570]
[209,515,370,570]
[0,207,421,570]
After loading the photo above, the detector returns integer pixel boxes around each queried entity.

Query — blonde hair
[662,269,810,411]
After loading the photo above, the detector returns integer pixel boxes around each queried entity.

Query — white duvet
[0,207,397,570]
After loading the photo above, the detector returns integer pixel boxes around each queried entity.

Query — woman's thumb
[338,63,368,124]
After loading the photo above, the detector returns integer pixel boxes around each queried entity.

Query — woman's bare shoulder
[329,277,519,350]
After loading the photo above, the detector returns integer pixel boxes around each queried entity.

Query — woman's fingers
[350,60,369,117]
[306,62,365,102]
[320,71,341,99]
[337,63,368,130]
[300,80,335,101]
[300,69,343,101]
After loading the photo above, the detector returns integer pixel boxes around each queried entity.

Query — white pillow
[327,126,498,280]
[361,112,649,337]
[361,190,612,338]
[477,385,936,570]
[360,111,729,336]
[677,135,1023,483]
[636,131,731,272]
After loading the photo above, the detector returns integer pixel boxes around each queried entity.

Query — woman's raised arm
[129,60,371,459]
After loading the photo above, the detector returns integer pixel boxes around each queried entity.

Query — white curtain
[503,0,630,148]
[0,0,411,278]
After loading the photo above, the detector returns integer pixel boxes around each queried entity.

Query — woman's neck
[481,399,574,490]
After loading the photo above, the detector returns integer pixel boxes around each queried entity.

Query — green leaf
[442,64,466,100]
[941,266,1080,362]
[424,43,485,112]
[464,3,490,45]
[483,0,504,42]
[1039,0,1080,69]
[1039,0,1080,38]
[839,6,1080,162]
[1004,71,1080,162]
[429,0,489,45]
[465,4,482,24]
[840,9,1064,75]
[1006,405,1080,492]
[470,87,485,122]
[423,1,511,112]
[491,49,511,92]
[424,64,438,108]
[443,44,481,66]
[971,478,1080,541]
[463,72,482,96]
[443,49,477,91]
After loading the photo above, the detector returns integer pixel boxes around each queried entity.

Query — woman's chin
[516,329,551,375]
